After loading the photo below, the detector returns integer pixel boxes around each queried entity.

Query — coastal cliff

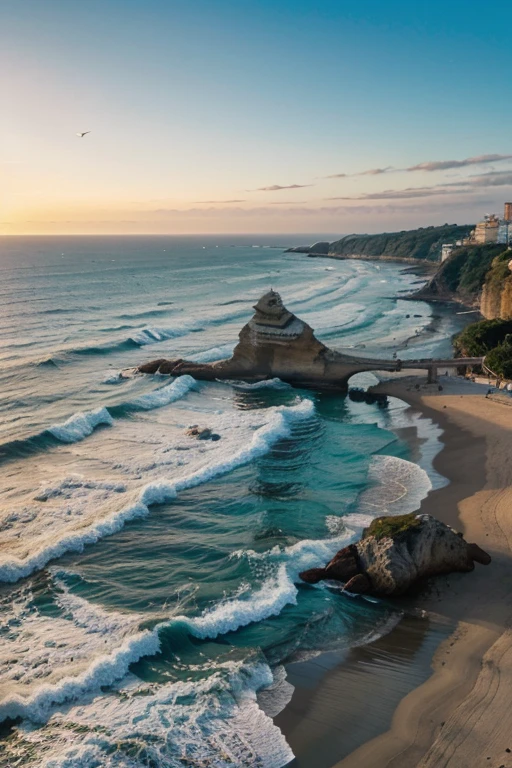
[480,253,512,319]
[414,243,505,306]
[287,224,473,263]
[415,244,512,320]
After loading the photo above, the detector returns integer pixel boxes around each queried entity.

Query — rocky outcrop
[185,425,221,441]
[138,290,406,391]
[480,260,512,320]
[286,241,330,255]
[299,513,490,596]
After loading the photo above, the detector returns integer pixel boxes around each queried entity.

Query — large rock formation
[299,513,491,596]
[139,290,403,390]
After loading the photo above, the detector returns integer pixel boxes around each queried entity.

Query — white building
[441,243,454,262]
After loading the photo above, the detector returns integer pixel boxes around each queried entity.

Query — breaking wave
[48,407,114,443]
[190,343,235,363]
[0,377,198,460]
[0,399,316,583]
[3,660,293,767]
[117,374,197,411]
[225,378,291,391]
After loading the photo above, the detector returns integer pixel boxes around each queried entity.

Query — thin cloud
[193,199,247,203]
[255,184,313,191]
[359,166,393,176]
[325,167,393,179]
[326,155,512,179]
[326,186,477,201]
[466,170,512,187]
[407,154,512,172]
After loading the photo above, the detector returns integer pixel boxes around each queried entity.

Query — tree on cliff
[484,334,512,379]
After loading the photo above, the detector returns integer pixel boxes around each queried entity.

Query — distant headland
[286,223,473,263]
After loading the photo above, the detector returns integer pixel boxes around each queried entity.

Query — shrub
[362,513,421,541]
[484,337,512,378]
[454,319,512,356]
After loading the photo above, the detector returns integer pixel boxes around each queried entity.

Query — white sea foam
[138,398,315,507]
[184,564,298,639]
[216,454,431,643]
[128,304,249,348]
[101,369,134,384]
[130,324,197,345]
[326,512,375,535]
[326,455,432,535]
[0,571,296,758]
[127,374,197,410]
[6,662,294,768]
[357,454,432,516]
[102,372,123,384]
[46,376,195,446]
[196,530,356,643]
[47,407,114,443]
[191,343,235,362]
[0,578,159,723]
[35,475,127,502]
[0,399,316,583]
[225,377,291,391]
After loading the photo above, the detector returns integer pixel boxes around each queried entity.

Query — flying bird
[76,131,91,138]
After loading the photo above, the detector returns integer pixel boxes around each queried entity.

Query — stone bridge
[331,352,485,385]
[139,290,484,391]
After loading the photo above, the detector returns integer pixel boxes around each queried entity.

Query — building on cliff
[497,221,511,245]
[441,243,455,262]
[473,214,499,244]
[464,205,512,247]
[497,202,512,245]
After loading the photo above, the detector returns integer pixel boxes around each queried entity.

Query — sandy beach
[278,375,512,768]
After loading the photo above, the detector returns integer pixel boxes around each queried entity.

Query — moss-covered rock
[300,513,491,596]
[362,513,421,541]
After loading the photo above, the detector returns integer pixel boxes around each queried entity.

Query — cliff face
[415,244,505,306]
[480,256,512,319]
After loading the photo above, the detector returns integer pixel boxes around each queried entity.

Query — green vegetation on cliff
[454,318,512,356]
[484,336,512,378]
[329,224,472,262]
[485,250,512,286]
[419,243,506,302]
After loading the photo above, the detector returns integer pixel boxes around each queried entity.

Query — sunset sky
[2,0,512,235]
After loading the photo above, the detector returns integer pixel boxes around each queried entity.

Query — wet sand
[277,376,512,768]
[276,613,454,768]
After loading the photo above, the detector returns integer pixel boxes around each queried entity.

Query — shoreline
[277,376,512,767]
[340,378,512,767]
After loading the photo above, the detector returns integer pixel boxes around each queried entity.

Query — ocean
[0,235,468,767]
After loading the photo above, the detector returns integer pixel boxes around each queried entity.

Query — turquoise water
[0,237,465,767]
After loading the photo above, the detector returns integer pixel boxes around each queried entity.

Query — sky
[2,0,512,236]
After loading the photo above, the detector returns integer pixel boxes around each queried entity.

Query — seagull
[76,131,91,138]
